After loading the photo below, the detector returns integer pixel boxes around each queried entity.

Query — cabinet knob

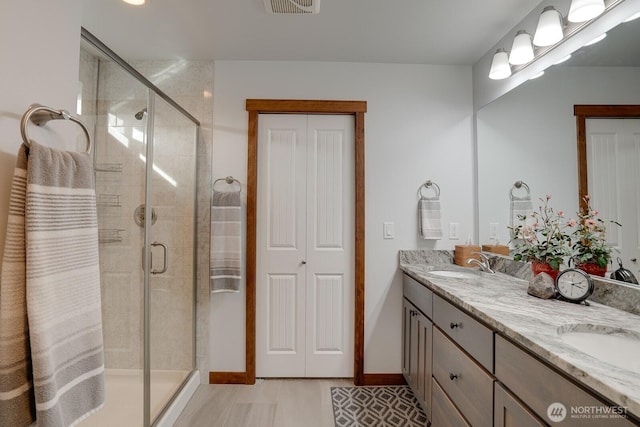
[301,260,307,265]
[450,322,460,329]
[410,310,418,317]
[449,373,458,381]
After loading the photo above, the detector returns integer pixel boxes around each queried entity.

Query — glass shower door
[146,95,197,423]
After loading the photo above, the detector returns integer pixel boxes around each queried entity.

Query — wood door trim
[246,99,367,385]
[574,105,640,209]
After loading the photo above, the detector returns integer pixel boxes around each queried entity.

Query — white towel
[210,190,242,293]
[0,141,105,427]
[418,198,443,240]
[510,197,534,235]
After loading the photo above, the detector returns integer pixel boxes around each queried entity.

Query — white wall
[0,1,83,265]
[477,66,640,246]
[210,61,474,373]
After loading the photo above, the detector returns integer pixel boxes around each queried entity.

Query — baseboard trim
[209,371,249,384]
[362,373,407,386]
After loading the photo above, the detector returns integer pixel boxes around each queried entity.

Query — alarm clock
[555,268,594,305]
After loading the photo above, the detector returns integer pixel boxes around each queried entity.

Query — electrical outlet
[490,223,499,240]
[449,223,459,240]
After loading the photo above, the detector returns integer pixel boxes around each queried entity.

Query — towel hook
[213,176,242,192]
[418,180,440,199]
[20,104,92,154]
[510,180,531,200]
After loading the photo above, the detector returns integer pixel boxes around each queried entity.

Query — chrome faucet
[466,252,495,273]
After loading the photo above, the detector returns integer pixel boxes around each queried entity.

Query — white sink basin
[427,270,478,280]
[558,325,640,374]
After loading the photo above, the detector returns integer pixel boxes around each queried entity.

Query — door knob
[301,260,307,265]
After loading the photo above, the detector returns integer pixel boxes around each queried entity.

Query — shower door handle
[150,242,168,274]
[142,242,168,274]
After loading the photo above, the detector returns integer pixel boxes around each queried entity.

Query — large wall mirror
[476,16,640,281]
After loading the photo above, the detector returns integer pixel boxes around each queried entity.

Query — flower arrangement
[508,195,572,271]
[570,195,620,269]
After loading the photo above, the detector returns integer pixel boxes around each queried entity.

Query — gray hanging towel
[210,190,242,293]
[0,141,105,427]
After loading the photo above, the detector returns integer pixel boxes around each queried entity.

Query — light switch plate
[383,222,395,239]
[490,223,499,240]
[449,222,459,240]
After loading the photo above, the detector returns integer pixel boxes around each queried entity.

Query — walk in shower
[78,29,200,426]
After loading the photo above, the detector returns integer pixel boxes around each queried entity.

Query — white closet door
[256,114,354,378]
[256,114,308,376]
[587,118,640,273]
[304,115,354,377]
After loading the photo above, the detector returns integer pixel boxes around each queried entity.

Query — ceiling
[81,0,543,65]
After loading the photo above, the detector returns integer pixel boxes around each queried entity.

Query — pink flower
[585,218,597,228]
[591,210,599,216]
[567,219,576,227]
[557,210,564,217]
[546,194,552,200]
[522,226,537,242]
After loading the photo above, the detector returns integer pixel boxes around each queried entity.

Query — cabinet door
[495,382,545,427]
[416,312,433,419]
[402,298,433,417]
[402,298,413,384]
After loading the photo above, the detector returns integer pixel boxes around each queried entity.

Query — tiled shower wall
[79,51,212,383]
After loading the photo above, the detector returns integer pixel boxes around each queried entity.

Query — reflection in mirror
[476,16,640,280]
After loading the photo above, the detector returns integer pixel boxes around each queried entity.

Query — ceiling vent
[264,0,320,14]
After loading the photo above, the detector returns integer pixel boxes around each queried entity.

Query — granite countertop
[399,257,640,419]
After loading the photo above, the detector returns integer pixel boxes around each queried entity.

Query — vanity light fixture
[122,0,147,5]
[489,48,512,80]
[568,0,605,23]
[584,32,607,46]
[533,6,564,47]
[509,30,535,65]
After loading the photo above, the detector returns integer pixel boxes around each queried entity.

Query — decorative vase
[576,263,607,277]
[531,261,560,281]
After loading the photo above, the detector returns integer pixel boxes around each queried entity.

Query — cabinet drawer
[433,328,494,427]
[431,378,470,427]
[496,335,637,426]
[403,274,433,318]
[433,295,494,371]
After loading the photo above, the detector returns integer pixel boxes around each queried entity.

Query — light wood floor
[173,378,353,427]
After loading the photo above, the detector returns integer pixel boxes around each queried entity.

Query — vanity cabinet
[402,275,433,418]
[402,272,640,427]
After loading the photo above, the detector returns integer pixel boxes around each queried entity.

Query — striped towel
[210,190,242,293]
[0,141,105,426]
[418,198,443,240]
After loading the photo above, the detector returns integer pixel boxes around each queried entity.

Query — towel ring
[213,176,242,192]
[510,180,530,200]
[20,104,92,154]
[418,180,440,199]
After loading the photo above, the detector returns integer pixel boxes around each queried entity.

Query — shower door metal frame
[81,27,201,427]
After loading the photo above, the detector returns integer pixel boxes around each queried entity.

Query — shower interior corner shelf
[95,162,123,173]
[98,229,125,244]
[97,194,122,207]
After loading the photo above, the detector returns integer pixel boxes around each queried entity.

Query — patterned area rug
[331,386,428,426]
